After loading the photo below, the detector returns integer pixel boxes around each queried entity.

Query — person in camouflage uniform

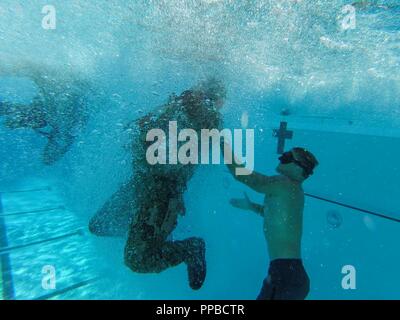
[89,79,226,290]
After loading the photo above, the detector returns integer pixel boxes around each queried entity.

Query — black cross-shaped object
[273,121,293,154]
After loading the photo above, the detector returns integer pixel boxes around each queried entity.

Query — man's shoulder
[258,175,288,193]
[270,175,302,189]
[267,175,287,183]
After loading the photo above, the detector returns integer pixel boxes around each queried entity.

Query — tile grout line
[33,277,99,300]
[0,192,15,300]
[0,229,85,255]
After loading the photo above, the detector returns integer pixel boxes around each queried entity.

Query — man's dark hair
[293,147,319,178]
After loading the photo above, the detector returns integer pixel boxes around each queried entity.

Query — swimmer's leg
[1,103,29,129]
[0,102,11,116]
[89,180,136,237]
[257,259,310,300]
[124,174,206,289]
[0,102,20,116]
[42,130,75,165]
[124,231,207,290]
[256,276,276,300]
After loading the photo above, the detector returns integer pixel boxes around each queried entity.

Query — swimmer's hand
[230,192,264,216]
[230,192,252,210]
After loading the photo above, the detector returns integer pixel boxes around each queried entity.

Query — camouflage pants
[124,222,199,273]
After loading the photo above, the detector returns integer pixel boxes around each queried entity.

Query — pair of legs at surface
[0,101,76,165]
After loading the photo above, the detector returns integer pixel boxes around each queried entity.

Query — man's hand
[230,192,265,216]
[230,192,252,210]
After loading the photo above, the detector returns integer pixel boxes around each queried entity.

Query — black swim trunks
[257,259,310,300]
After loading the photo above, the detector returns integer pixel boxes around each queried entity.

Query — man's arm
[230,193,264,217]
[0,101,21,116]
[222,142,276,194]
[0,102,10,116]
[250,202,265,216]
[34,129,52,138]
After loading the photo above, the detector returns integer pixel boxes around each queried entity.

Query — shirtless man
[89,79,226,290]
[224,145,318,300]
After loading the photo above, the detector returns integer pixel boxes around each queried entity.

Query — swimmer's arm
[222,142,275,194]
[0,56,43,81]
[0,102,20,116]
[34,129,52,138]
[0,102,9,116]
[250,202,265,216]
[230,193,264,217]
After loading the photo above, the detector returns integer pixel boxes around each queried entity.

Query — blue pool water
[0,1,400,300]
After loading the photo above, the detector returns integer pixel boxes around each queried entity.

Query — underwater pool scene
[0,0,400,301]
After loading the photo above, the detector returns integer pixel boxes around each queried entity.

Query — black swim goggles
[279,151,314,177]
